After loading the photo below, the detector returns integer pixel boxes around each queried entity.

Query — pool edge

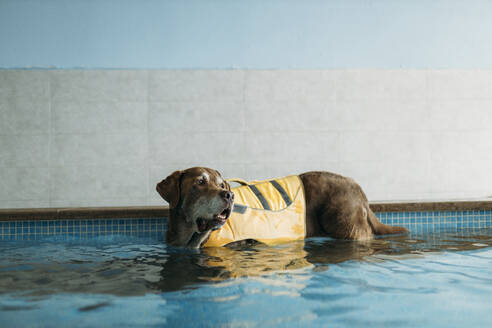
[1,200,492,221]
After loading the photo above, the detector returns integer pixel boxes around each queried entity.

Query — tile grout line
[48,71,53,208]
[242,70,248,177]
[146,70,151,205]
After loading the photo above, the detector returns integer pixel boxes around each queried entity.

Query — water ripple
[0,229,491,327]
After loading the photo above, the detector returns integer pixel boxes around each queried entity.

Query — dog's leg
[187,231,212,248]
[315,200,370,240]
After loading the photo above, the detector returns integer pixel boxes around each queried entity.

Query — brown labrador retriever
[156,167,407,248]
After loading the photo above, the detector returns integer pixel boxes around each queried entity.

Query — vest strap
[226,178,249,186]
[248,184,271,210]
[270,180,293,206]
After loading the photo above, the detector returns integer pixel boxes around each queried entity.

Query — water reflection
[151,241,312,292]
[0,228,491,296]
[150,229,492,292]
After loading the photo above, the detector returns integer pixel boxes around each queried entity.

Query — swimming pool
[0,206,491,327]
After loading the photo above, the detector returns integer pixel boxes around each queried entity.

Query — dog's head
[156,167,234,248]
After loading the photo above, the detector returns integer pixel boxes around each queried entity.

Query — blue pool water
[0,228,491,327]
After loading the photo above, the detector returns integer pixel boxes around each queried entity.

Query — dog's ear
[156,170,183,208]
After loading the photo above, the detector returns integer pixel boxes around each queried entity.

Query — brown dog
[156,167,407,248]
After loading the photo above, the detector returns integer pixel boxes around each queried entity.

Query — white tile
[149,101,244,133]
[150,164,191,189]
[0,167,50,201]
[369,192,436,202]
[49,198,149,208]
[52,101,147,134]
[192,163,246,181]
[148,196,171,206]
[338,99,430,131]
[0,200,50,209]
[150,163,245,185]
[0,134,50,167]
[289,161,339,175]
[335,70,427,101]
[427,70,492,100]
[149,70,244,102]
[317,161,341,174]
[50,165,148,201]
[0,70,50,101]
[50,70,148,102]
[340,131,431,162]
[4,68,492,207]
[429,99,492,131]
[243,161,336,182]
[245,70,337,103]
[149,132,246,165]
[338,160,431,195]
[244,132,340,164]
[430,131,492,162]
[0,99,50,134]
[430,160,491,194]
[422,191,486,201]
[245,100,340,132]
[243,164,294,182]
[51,133,148,167]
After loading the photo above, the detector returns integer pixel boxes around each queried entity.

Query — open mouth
[196,206,232,233]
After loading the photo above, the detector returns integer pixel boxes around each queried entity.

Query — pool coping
[0,200,492,221]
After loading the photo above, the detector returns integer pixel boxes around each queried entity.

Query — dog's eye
[197,178,206,185]
[220,183,225,189]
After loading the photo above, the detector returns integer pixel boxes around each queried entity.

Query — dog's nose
[221,191,234,201]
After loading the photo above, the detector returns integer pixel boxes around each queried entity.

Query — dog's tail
[366,207,408,235]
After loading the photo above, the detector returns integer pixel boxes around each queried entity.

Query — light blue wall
[1,0,492,69]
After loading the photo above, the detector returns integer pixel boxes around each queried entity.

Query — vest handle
[226,178,249,186]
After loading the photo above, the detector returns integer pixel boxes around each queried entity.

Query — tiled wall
[1,70,492,208]
[0,218,166,241]
[0,211,491,241]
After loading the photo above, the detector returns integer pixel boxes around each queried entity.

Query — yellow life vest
[203,175,306,247]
